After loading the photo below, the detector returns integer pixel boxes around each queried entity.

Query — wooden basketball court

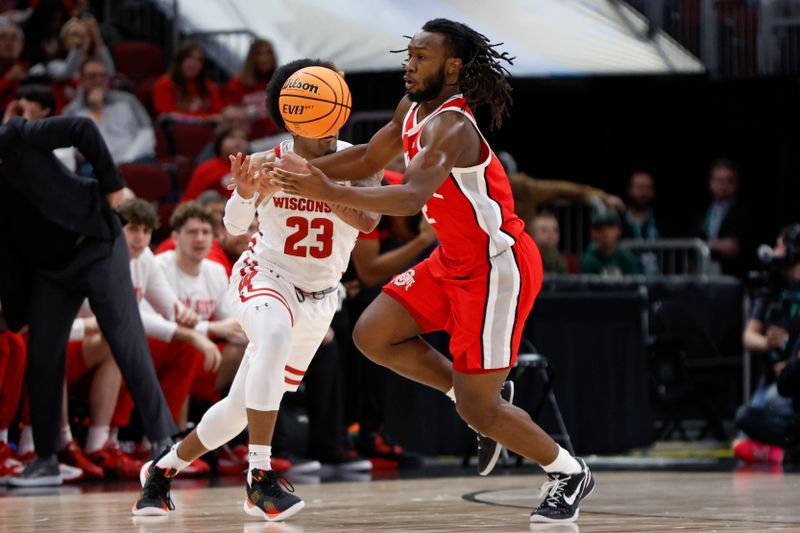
[1,469,799,532]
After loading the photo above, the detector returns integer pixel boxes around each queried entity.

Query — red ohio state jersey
[402,94,525,276]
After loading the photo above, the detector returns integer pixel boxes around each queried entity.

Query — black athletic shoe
[132,459,176,516]
[476,380,515,476]
[6,455,62,487]
[243,468,305,521]
[530,457,595,523]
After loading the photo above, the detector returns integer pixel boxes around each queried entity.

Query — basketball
[279,66,352,138]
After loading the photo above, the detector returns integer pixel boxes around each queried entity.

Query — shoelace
[143,468,175,510]
[538,475,571,508]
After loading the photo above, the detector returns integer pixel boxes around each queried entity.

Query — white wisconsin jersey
[154,250,230,320]
[243,140,361,292]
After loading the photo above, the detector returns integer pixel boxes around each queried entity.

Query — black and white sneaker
[132,455,177,516]
[7,455,63,487]
[530,457,595,523]
[476,380,514,476]
[243,468,305,521]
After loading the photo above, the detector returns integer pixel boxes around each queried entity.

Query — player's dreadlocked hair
[422,18,514,129]
[266,58,338,131]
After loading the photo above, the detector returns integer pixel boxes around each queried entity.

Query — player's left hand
[271,163,334,201]
[175,303,200,328]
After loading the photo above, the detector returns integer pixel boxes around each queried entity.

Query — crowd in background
[0,0,796,485]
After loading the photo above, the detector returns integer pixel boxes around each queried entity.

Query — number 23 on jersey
[284,216,333,258]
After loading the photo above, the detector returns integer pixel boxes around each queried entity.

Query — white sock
[247,444,272,484]
[60,424,73,450]
[156,443,191,472]
[0,428,8,443]
[19,426,34,455]
[84,426,110,454]
[445,388,457,404]
[542,446,581,474]
[140,435,152,452]
[108,427,119,445]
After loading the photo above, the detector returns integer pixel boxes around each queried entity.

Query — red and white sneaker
[89,444,143,479]
[733,438,783,464]
[58,440,104,480]
[0,443,23,485]
[218,445,248,476]
[231,444,293,473]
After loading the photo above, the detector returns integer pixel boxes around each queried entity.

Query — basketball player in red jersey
[271,19,594,523]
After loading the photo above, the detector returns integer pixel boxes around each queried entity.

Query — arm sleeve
[140,310,178,342]
[47,48,81,80]
[143,257,178,320]
[17,116,124,193]
[223,189,259,235]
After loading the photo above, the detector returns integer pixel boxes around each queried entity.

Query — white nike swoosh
[563,481,583,505]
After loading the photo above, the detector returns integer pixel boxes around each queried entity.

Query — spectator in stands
[224,38,278,138]
[63,57,155,166]
[530,212,568,274]
[697,158,748,276]
[155,191,232,272]
[0,23,28,110]
[580,209,641,276]
[21,0,70,68]
[496,150,625,237]
[28,16,115,81]
[153,40,222,120]
[181,124,248,201]
[111,200,221,451]
[622,171,671,240]
[3,84,75,170]
[194,104,252,165]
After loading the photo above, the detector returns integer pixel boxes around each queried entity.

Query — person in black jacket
[697,159,749,277]
[0,115,177,486]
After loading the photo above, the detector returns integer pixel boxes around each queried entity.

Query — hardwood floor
[1,470,798,532]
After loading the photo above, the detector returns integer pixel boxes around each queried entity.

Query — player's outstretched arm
[304,98,411,181]
[328,171,383,232]
[272,112,469,216]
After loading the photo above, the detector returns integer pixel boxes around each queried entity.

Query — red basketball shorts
[383,233,542,374]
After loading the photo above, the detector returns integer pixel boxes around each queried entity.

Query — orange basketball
[279,66,352,138]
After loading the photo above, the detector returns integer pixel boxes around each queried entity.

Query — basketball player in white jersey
[133,59,380,521]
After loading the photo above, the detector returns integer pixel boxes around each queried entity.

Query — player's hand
[229,152,257,199]
[174,303,200,328]
[271,163,334,201]
[274,151,309,174]
[190,333,222,373]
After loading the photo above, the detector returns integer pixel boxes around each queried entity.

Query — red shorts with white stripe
[383,233,542,374]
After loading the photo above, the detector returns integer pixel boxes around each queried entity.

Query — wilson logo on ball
[282,77,320,95]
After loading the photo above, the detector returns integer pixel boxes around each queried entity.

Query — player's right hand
[191,334,222,373]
